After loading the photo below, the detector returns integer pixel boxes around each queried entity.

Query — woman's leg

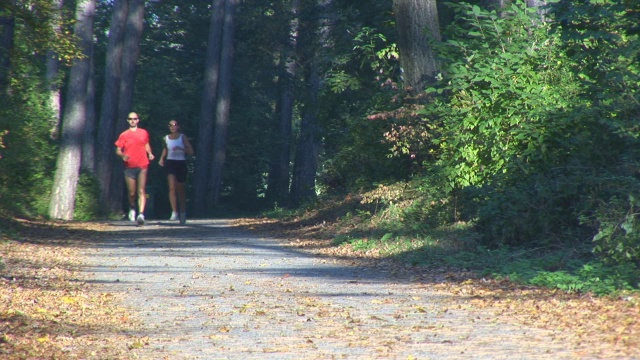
[167,174,178,214]
[176,181,186,213]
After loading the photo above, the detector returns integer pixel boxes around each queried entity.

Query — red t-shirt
[115,128,150,169]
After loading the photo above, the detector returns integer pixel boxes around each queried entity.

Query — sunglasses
[128,118,139,120]
[169,124,178,127]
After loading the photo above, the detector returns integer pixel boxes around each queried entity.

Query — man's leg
[137,168,148,215]
[124,174,137,221]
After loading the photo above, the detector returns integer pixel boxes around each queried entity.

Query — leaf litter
[0,215,638,359]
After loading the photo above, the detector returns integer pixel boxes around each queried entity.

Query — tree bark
[0,0,16,97]
[46,0,64,140]
[266,0,299,206]
[96,0,128,213]
[392,0,441,92]
[117,0,144,122]
[109,0,145,213]
[289,0,334,206]
[82,42,96,173]
[481,0,508,10]
[209,0,239,206]
[289,62,320,206]
[49,0,96,220]
[193,0,225,215]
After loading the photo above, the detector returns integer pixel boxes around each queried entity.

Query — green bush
[589,194,640,266]
[395,1,640,266]
[529,262,639,295]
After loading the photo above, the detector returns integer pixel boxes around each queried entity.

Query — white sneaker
[179,212,186,225]
[128,209,136,222]
[136,214,145,226]
[169,212,179,221]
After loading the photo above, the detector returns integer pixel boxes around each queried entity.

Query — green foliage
[30,172,101,220]
[380,0,640,264]
[431,1,584,189]
[72,173,102,220]
[589,194,640,266]
[0,59,57,216]
[10,0,84,64]
[529,262,639,295]
[352,27,399,80]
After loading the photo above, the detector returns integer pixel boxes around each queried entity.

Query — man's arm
[116,147,128,161]
[145,143,155,161]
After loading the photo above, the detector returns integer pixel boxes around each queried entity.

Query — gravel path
[81,219,599,359]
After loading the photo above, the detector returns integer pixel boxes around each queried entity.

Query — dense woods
[0,0,639,286]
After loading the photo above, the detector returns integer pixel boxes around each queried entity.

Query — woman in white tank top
[158,120,194,224]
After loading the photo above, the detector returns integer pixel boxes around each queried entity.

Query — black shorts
[165,159,188,183]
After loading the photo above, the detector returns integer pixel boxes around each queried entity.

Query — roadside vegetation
[253,0,640,300]
[262,190,640,298]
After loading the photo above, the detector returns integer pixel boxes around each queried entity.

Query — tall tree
[392,0,441,92]
[209,0,239,206]
[82,43,96,172]
[96,0,128,213]
[0,0,16,97]
[45,0,64,139]
[108,0,145,214]
[116,0,144,124]
[49,0,96,220]
[193,0,225,215]
[289,62,321,206]
[266,0,300,206]
[289,0,334,206]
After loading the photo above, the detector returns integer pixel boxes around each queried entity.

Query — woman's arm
[182,135,194,156]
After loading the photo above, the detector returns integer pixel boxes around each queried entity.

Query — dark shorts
[124,167,146,179]
[165,159,188,183]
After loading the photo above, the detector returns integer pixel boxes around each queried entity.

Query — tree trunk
[481,0,508,10]
[109,0,145,213]
[289,62,320,206]
[392,0,441,92]
[289,0,334,207]
[82,42,96,172]
[117,0,144,122]
[526,0,545,8]
[193,0,225,215]
[49,0,96,220]
[46,0,64,140]
[266,0,299,206]
[209,0,239,206]
[526,0,548,19]
[0,0,16,97]
[96,0,128,213]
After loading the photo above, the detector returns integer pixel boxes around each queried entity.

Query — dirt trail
[81,219,615,359]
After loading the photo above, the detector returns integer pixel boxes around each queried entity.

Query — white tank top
[165,134,186,160]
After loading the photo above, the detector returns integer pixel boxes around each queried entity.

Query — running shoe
[179,212,186,225]
[169,212,179,221]
[128,209,136,222]
[136,214,145,226]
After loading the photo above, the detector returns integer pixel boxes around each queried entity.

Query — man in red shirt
[115,112,155,225]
